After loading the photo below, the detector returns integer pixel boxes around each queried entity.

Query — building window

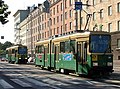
[69,10,72,17]
[61,3,63,11]
[108,6,112,16]
[65,24,67,31]
[54,28,55,35]
[93,0,96,6]
[108,23,112,32]
[117,39,120,48]
[61,26,63,34]
[57,16,59,23]
[70,22,72,30]
[93,12,96,21]
[57,5,59,13]
[69,0,72,6]
[53,7,55,15]
[117,2,120,13]
[65,12,67,19]
[50,18,52,25]
[61,14,63,21]
[118,20,120,31]
[65,0,67,8]
[54,18,55,24]
[100,9,103,19]
[100,0,102,2]
[57,27,59,34]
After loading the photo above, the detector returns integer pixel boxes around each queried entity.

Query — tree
[2,41,14,50]
[0,0,11,24]
[0,41,14,55]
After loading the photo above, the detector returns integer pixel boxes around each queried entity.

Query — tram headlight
[19,58,21,59]
[25,58,27,59]
[107,62,112,66]
[93,62,98,66]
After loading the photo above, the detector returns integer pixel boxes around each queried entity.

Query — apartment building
[19,19,27,45]
[14,0,120,60]
[13,9,30,44]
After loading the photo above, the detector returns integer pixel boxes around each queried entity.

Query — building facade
[13,9,30,44]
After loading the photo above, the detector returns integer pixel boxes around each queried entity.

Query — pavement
[99,60,120,85]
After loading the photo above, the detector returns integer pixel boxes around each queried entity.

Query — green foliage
[0,41,14,55]
[0,0,11,24]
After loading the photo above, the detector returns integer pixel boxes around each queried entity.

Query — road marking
[42,78,69,86]
[96,84,120,88]
[25,78,49,87]
[11,79,32,87]
[86,81,93,85]
[25,78,62,89]
[0,79,14,88]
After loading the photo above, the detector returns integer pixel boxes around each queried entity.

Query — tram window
[6,50,8,54]
[35,46,38,53]
[48,44,49,53]
[15,50,17,53]
[60,42,65,53]
[65,41,70,53]
[70,40,75,54]
[12,49,15,53]
[83,42,87,62]
[38,45,44,53]
[52,43,54,53]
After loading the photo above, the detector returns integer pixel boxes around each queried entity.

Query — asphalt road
[0,61,120,89]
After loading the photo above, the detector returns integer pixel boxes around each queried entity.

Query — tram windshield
[90,35,111,53]
[18,47,27,54]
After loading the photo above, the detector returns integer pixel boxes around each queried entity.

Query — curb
[100,79,120,85]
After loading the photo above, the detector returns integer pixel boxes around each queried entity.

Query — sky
[0,0,45,43]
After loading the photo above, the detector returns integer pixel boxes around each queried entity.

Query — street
[0,61,120,89]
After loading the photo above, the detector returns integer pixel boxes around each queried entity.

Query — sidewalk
[100,60,120,85]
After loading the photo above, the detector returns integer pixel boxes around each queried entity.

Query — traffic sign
[75,2,82,10]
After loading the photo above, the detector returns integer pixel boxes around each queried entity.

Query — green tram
[6,45,28,64]
[35,31,113,76]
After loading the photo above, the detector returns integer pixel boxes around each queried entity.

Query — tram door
[54,45,59,68]
[44,46,48,67]
[77,41,87,74]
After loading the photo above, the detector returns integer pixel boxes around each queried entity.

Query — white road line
[25,78,49,87]
[0,79,14,89]
[25,78,62,89]
[96,84,120,88]
[86,81,93,85]
[11,79,32,87]
[42,78,69,86]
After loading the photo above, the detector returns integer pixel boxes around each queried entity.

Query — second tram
[35,31,113,76]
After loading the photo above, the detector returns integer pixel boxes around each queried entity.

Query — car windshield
[90,35,111,53]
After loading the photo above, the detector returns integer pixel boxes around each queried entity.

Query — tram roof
[52,31,90,42]
[6,45,27,50]
[35,31,110,45]
[6,46,19,50]
[35,39,51,45]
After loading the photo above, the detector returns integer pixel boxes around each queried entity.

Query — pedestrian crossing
[0,77,64,89]
[0,79,14,89]
[0,77,120,89]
